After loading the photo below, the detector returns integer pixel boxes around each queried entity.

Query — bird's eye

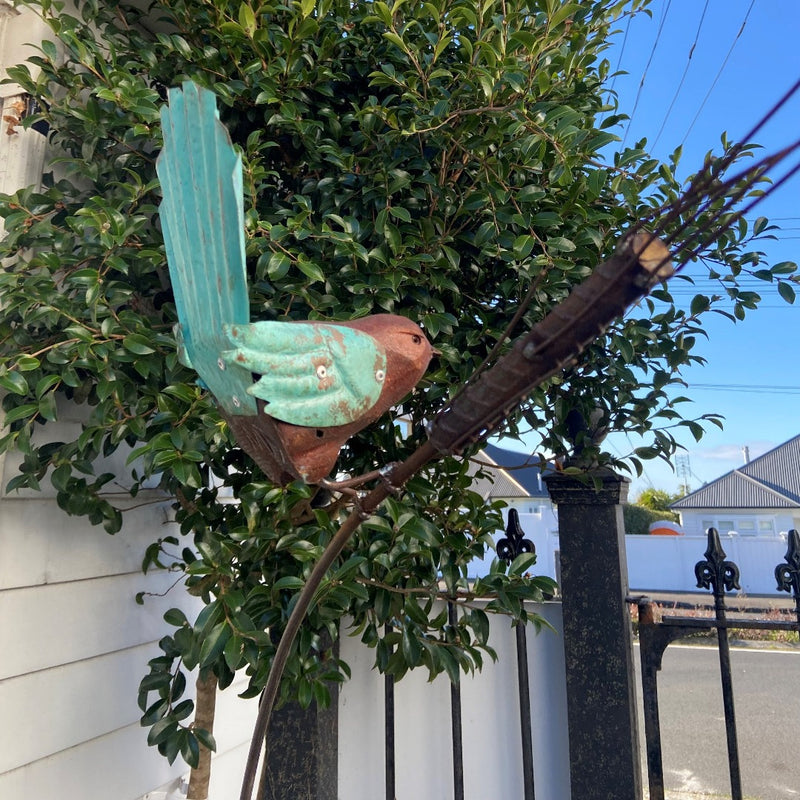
[412,334,422,345]
[316,364,328,379]
[375,369,385,382]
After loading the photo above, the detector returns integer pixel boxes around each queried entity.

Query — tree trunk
[188,672,218,800]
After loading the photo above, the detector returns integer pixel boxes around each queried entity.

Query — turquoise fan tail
[157,81,256,416]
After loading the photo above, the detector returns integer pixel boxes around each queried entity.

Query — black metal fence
[634,527,800,800]
[382,508,537,800]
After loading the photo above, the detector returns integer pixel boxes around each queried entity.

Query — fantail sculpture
[157,82,433,485]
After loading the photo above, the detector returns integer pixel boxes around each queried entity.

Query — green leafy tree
[635,487,681,512]
[1,0,796,777]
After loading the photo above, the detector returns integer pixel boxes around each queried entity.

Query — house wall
[625,532,792,596]
[677,507,800,538]
[0,405,259,800]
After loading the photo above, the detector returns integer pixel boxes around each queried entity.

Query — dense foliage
[1,0,795,768]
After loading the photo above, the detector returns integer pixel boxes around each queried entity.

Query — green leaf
[38,393,58,422]
[266,251,291,279]
[164,608,188,627]
[199,621,231,668]
[238,3,256,36]
[123,334,157,355]
[778,281,795,304]
[3,403,39,424]
[401,626,421,666]
[16,355,41,371]
[147,716,176,746]
[40,38,58,61]
[273,575,305,590]
[181,730,201,768]
[295,257,326,284]
[0,372,28,395]
[547,236,576,253]
[689,294,710,316]
[383,31,407,53]
[509,551,537,576]
[194,727,217,752]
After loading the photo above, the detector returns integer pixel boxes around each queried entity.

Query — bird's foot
[317,461,402,495]
[318,469,383,492]
[377,462,402,495]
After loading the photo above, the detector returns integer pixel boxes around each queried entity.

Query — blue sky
[505,0,800,498]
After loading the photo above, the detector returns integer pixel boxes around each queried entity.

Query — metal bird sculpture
[157,82,433,485]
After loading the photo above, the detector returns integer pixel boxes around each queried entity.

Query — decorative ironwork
[694,527,741,595]
[497,508,535,562]
[775,528,800,596]
[494,508,536,798]
[692,530,743,799]
[775,528,800,625]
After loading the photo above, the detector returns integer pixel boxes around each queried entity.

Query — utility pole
[676,455,692,496]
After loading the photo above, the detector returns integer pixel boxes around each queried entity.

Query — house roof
[672,434,800,509]
[469,443,551,500]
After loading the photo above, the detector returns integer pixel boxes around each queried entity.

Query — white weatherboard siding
[0,500,192,799]
[0,409,257,799]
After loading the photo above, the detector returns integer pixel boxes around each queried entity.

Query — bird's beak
[431,346,442,356]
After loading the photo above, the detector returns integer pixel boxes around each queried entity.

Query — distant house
[470,443,554,517]
[671,434,800,537]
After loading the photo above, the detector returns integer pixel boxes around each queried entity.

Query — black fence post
[259,695,339,800]
[543,469,642,800]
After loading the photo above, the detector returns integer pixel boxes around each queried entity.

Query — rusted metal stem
[239,442,439,800]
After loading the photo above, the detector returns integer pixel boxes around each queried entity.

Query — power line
[652,0,710,150]
[687,383,800,395]
[621,0,672,149]
[608,4,633,93]
[680,0,755,146]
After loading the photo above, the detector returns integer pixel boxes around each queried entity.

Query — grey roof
[469,444,551,500]
[672,434,800,509]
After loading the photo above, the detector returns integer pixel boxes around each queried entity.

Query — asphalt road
[634,643,800,800]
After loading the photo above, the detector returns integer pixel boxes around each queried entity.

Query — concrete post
[543,469,642,800]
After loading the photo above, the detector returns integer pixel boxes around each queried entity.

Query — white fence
[339,602,570,800]
[625,532,791,596]
[504,512,792,597]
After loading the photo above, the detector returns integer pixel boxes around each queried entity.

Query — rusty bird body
[157,82,432,484]
[223,315,431,483]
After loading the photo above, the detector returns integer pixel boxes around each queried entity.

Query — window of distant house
[758,520,775,534]
[700,517,773,536]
